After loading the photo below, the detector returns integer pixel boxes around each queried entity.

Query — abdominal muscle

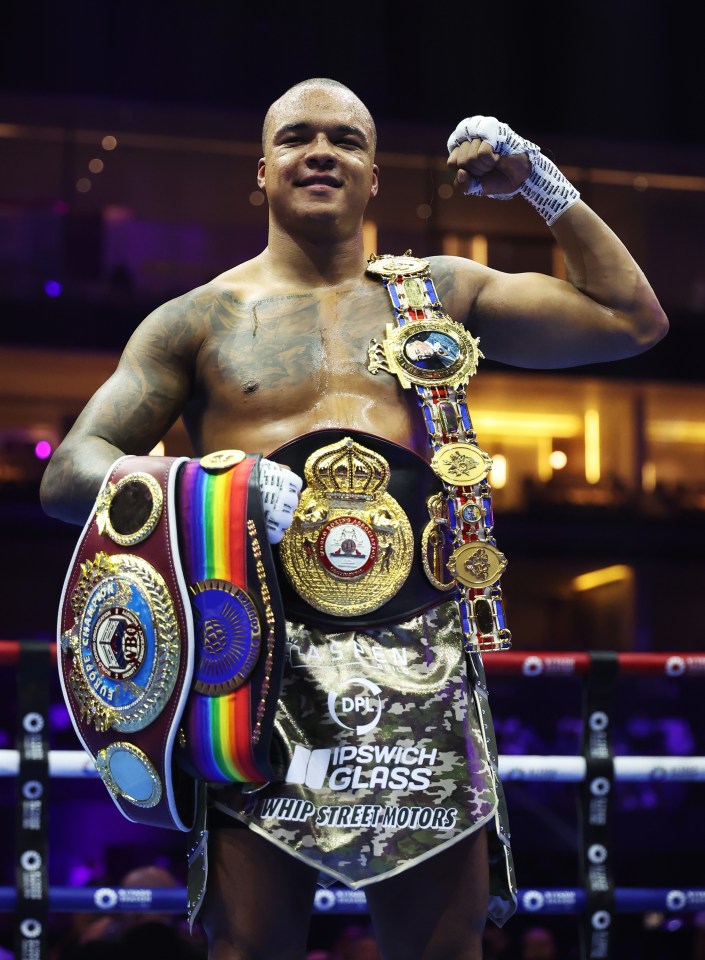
[186,381,431,462]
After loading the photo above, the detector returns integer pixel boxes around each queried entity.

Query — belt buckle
[279,437,414,617]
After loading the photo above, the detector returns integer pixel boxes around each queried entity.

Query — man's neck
[261,224,368,287]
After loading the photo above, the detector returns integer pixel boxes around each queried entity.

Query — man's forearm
[550,200,667,347]
[40,436,127,525]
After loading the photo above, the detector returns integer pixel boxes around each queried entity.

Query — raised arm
[444,116,669,367]
[40,297,198,525]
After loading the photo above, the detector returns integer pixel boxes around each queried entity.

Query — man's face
[257,86,378,237]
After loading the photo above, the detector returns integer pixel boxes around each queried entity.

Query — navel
[243,380,260,394]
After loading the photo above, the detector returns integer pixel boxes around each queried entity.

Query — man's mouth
[296,175,342,188]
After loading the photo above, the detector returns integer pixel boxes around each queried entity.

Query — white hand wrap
[258,458,303,544]
[447,115,580,225]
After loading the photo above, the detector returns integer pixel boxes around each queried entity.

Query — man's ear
[370,163,379,198]
[257,157,266,190]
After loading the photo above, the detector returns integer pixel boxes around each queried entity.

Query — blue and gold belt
[366,252,511,654]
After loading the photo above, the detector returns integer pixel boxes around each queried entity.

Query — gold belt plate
[279,437,414,617]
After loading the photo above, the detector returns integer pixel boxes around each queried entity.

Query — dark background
[2,0,702,149]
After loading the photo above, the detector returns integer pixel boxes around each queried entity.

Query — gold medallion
[421,521,456,591]
[366,251,429,278]
[447,542,508,588]
[279,437,413,617]
[96,742,162,808]
[200,449,246,472]
[62,552,181,733]
[431,443,493,486]
[368,318,482,389]
[95,472,164,546]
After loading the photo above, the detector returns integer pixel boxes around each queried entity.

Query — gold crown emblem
[304,437,391,502]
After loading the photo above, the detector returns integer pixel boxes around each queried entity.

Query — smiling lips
[296,175,342,189]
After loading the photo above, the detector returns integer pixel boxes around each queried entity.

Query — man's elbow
[628,300,669,355]
[39,450,85,525]
[39,460,65,521]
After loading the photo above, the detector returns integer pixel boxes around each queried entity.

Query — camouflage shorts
[202,601,517,927]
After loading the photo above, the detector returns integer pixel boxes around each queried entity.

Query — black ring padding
[15,641,51,959]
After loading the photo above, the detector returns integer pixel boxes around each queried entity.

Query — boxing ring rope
[4,641,705,956]
[3,748,705,782]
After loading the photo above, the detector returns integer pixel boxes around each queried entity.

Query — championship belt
[272,430,453,630]
[58,452,288,831]
[58,455,196,831]
[177,452,287,784]
[366,251,512,653]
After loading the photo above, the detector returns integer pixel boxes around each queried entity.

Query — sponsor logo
[258,798,458,832]
[94,887,119,909]
[665,890,687,911]
[23,713,44,734]
[20,919,42,939]
[522,656,543,676]
[589,711,609,732]
[20,850,42,871]
[522,890,545,912]
[587,844,608,865]
[590,777,611,797]
[592,910,611,930]
[284,743,439,793]
[313,890,337,911]
[288,636,409,673]
[22,781,43,800]
[665,656,686,677]
[328,677,383,734]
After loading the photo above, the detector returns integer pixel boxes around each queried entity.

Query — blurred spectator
[332,923,381,960]
[520,925,558,960]
[482,922,513,958]
[55,863,204,959]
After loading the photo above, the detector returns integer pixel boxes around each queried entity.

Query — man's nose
[305,134,336,166]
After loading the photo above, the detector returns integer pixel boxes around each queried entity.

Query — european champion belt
[365,252,512,654]
[58,451,288,831]
[58,455,196,830]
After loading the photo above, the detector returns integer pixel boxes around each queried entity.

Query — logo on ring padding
[522,890,545,912]
[94,887,119,909]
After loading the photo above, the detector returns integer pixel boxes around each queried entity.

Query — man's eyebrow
[273,122,369,145]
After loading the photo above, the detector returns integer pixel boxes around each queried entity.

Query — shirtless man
[40,79,668,960]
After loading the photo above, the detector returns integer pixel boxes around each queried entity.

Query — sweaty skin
[40,83,667,527]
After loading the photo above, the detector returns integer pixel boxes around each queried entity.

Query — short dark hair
[261,78,377,153]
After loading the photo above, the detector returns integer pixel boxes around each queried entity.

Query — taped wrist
[259,458,302,544]
[446,115,580,224]
[519,152,580,226]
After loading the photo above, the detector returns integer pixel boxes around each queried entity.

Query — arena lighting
[584,408,600,484]
[472,411,582,438]
[548,450,568,470]
[642,461,657,492]
[34,440,52,460]
[469,234,488,265]
[43,280,62,297]
[490,453,507,488]
[570,565,633,593]
[648,420,705,443]
[441,234,488,265]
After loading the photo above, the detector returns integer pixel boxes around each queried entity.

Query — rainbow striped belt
[178,457,265,783]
